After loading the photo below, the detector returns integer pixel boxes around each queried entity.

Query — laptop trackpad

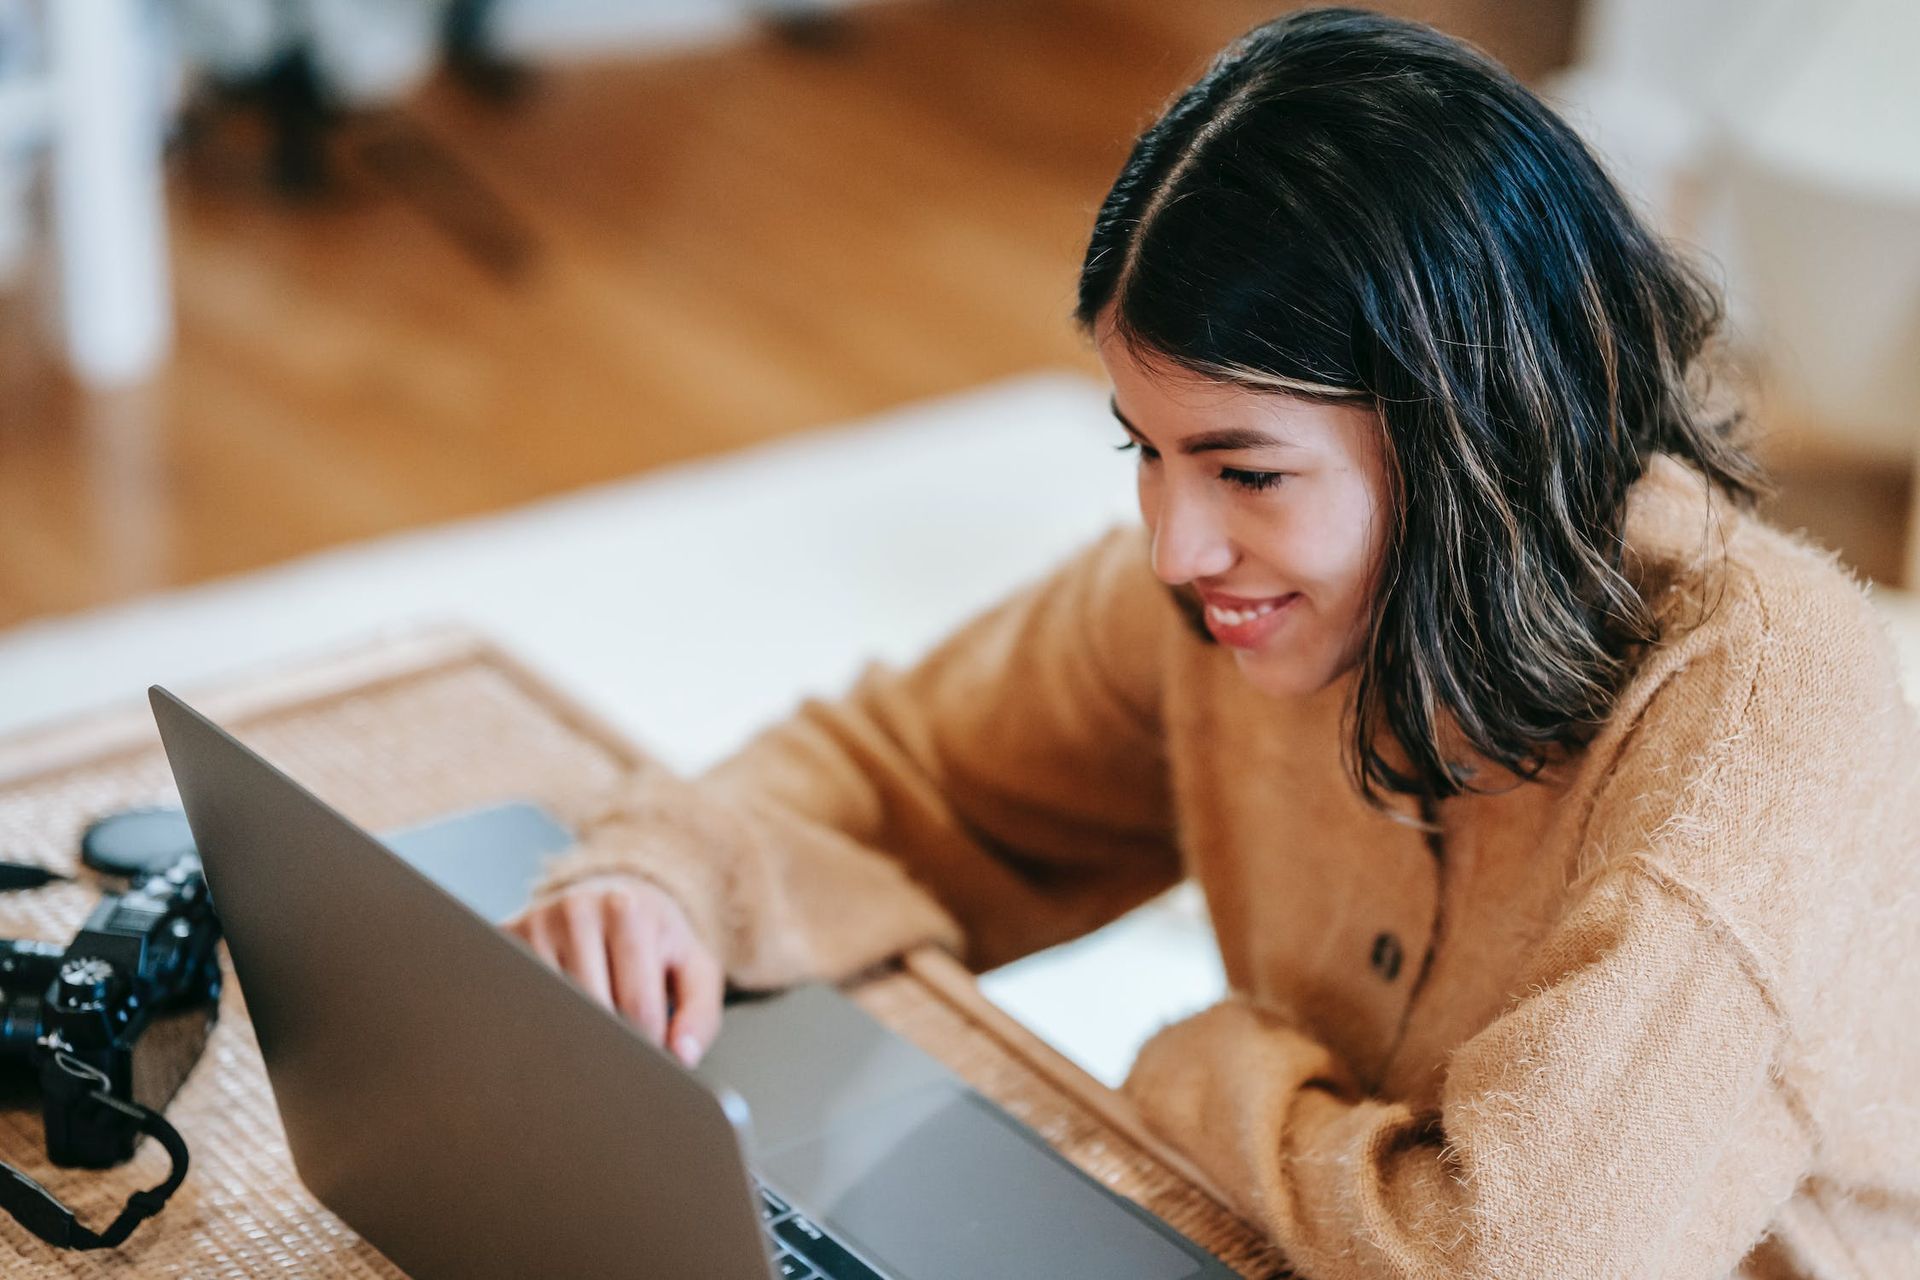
[760,1086,1207,1280]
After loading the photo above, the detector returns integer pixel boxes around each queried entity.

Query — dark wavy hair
[1077,7,1764,807]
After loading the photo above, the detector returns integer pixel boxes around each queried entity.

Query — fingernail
[674,1033,701,1066]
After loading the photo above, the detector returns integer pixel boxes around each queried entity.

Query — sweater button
[1370,932,1404,981]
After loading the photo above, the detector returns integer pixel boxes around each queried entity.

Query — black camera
[0,853,222,1167]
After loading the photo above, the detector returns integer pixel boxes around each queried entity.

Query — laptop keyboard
[756,1181,890,1280]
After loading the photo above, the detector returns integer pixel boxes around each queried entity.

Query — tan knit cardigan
[541,456,1920,1279]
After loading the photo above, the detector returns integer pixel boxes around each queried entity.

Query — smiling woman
[1101,348,1391,701]
[513,10,1920,1279]
[1075,6,1765,806]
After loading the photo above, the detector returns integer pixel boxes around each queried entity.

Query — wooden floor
[2,0,1898,630]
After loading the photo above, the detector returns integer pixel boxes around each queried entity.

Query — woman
[510,10,1920,1276]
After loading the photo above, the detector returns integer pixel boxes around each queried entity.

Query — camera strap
[0,1054,190,1250]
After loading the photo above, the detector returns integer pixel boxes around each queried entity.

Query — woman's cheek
[1251,510,1323,587]
[1277,495,1363,590]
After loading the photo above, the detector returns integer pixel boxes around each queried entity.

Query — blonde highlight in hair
[1195,362,1370,400]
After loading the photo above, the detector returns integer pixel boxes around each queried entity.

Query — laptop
[149,687,1240,1280]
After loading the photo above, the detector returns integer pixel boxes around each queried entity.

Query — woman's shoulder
[1599,456,1917,891]
[1596,458,1920,1066]
[1624,455,1903,709]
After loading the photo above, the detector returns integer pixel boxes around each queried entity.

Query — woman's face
[1097,326,1392,699]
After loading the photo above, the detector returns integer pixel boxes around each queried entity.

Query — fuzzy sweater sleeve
[535,526,1183,987]
[1121,868,1808,1279]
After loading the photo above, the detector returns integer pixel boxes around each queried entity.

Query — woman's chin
[1232,646,1352,700]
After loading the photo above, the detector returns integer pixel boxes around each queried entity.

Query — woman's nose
[1148,487,1235,585]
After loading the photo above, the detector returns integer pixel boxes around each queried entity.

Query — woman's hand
[505,875,723,1067]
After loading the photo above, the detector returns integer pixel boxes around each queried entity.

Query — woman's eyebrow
[1109,399,1300,453]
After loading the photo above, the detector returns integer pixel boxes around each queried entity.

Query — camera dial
[55,958,119,1013]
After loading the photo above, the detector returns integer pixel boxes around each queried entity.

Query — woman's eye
[1114,439,1159,462]
[1221,467,1285,492]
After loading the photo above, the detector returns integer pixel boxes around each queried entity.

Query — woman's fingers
[665,941,724,1067]
[606,890,670,1044]
[509,910,562,971]
[505,877,723,1065]
[559,892,615,1011]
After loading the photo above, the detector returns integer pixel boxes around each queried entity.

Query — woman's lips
[1201,592,1300,648]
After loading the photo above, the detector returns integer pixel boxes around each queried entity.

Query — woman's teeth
[1207,599,1285,626]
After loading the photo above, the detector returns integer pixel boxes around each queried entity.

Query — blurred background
[0,0,1915,1081]
[2,0,1913,630]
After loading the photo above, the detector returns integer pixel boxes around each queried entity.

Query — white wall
[493,0,874,61]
